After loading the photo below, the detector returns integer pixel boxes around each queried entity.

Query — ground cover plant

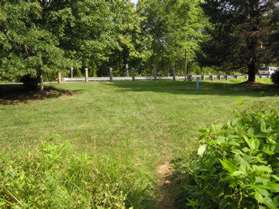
[0,142,153,209]
[0,80,278,208]
[173,102,279,209]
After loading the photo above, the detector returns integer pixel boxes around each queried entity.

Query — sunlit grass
[0,79,278,207]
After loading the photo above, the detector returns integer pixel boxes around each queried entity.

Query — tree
[202,0,278,82]
[105,0,152,75]
[0,1,73,90]
[266,4,279,64]
[140,0,207,75]
[49,0,148,76]
[69,0,115,75]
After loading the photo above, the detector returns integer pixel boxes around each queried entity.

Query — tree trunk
[247,60,256,83]
[247,40,257,83]
[172,62,176,81]
[153,67,157,80]
[246,32,258,83]
[184,50,188,80]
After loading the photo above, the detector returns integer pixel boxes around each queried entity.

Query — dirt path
[156,161,175,209]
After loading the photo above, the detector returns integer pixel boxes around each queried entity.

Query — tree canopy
[0,1,73,89]
[0,0,279,86]
[201,0,279,82]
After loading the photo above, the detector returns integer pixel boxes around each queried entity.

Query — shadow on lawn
[110,80,279,97]
[0,84,76,105]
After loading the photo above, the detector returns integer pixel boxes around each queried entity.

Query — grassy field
[0,80,278,207]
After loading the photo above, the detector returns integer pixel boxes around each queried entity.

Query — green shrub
[271,71,279,85]
[0,142,152,209]
[173,104,279,209]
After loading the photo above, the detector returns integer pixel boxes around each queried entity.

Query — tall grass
[0,142,154,209]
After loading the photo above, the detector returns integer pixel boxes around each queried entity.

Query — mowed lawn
[0,80,278,178]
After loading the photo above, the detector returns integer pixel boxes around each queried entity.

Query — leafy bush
[0,142,152,209]
[271,71,279,85]
[173,104,279,209]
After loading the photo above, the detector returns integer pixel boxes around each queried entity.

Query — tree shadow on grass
[110,80,279,97]
[0,84,77,105]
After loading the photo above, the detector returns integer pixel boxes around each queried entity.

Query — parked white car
[259,66,278,75]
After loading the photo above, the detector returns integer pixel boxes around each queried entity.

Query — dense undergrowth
[0,142,154,209]
[173,102,279,209]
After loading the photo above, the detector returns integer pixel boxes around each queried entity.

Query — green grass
[0,80,278,207]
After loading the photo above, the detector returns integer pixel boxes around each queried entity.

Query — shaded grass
[0,84,74,105]
[0,79,278,208]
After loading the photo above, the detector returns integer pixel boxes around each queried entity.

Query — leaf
[197,144,207,157]
[266,183,279,193]
[272,175,279,182]
[254,186,277,209]
[263,145,276,155]
[231,170,246,177]
[260,119,267,133]
[220,159,237,174]
[254,190,277,209]
[252,165,272,174]
[243,136,260,151]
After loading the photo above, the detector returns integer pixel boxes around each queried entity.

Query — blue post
[196,78,200,91]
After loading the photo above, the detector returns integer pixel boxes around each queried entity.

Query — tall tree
[106,0,152,75]
[141,0,207,75]
[52,0,148,76]
[202,0,278,82]
[266,3,279,64]
[0,1,73,89]
[53,0,115,76]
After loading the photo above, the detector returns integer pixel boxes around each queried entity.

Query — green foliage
[271,71,279,85]
[173,103,279,209]
[201,0,279,81]
[1,0,279,81]
[102,0,152,75]
[0,0,153,78]
[269,8,279,63]
[0,1,73,84]
[0,142,153,209]
[138,0,208,74]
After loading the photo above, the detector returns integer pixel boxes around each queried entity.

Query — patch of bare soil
[0,85,73,105]
[156,161,175,209]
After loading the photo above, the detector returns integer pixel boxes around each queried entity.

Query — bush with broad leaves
[173,102,279,209]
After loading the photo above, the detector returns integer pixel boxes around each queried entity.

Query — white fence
[58,72,271,83]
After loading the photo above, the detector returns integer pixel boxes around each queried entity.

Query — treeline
[0,0,279,87]
[0,0,206,87]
